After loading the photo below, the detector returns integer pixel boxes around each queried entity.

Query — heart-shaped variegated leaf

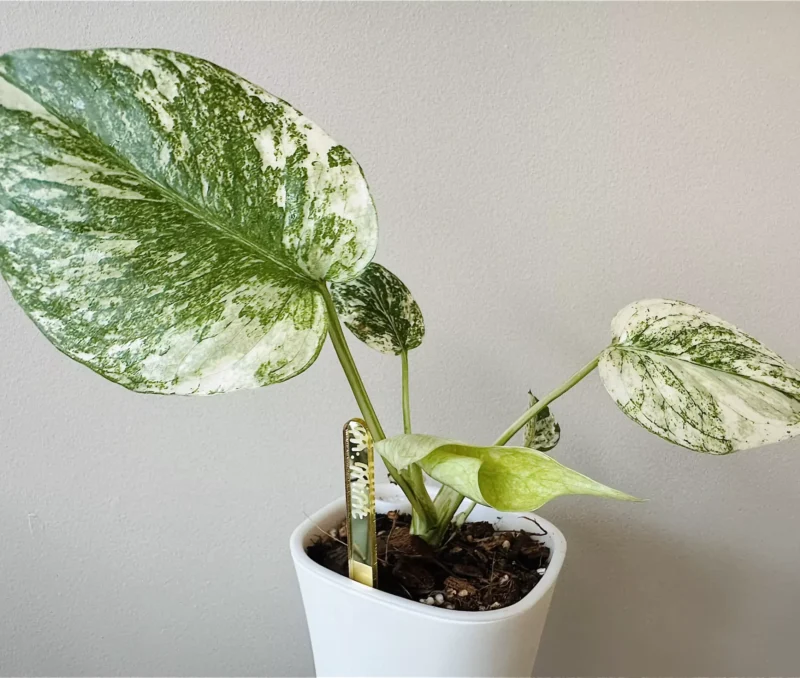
[376,434,639,512]
[330,262,424,355]
[523,391,561,452]
[599,299,800,454]
[0,48,377,394]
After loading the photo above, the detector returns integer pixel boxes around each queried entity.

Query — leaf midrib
[372,285,406,352]
[612,344,800,401]
[2,68,315,286]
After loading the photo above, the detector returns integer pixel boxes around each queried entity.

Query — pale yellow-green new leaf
[599,299,800,454]
[376,434,640,512]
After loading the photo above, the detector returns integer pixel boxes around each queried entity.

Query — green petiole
[320,283,437,533]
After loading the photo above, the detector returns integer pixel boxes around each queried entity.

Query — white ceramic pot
[290,484,567,677]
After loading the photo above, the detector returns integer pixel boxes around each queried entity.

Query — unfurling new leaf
[0,48,377,394]
[524,392,561,452]
[331,262,424,355]
[376,434,639,512]
[599,299,800,454]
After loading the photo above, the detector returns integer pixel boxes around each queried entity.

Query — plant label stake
[343,418,377,588]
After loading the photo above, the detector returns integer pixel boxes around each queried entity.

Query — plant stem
[407,465,432,535]
[430,485,466,544]
[399,350,438,534]
[493,355,600,446]
[455,500,477,527]
[320,284,386,441]
[401,350,412,435]
[319,284,436,528]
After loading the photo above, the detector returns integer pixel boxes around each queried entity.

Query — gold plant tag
[343,418,377,588]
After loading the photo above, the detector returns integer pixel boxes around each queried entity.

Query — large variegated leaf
[598,299,800,454]
[523,391,561,452]
[330,262,424,354]
[0,48,377,394]
[376,434,639,512]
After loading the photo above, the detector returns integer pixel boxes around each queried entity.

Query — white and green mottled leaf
[599,299,800,454]
[376,433,639,512]
[523,391,561,452]
[0,48,378,394]
[330,262,424,355]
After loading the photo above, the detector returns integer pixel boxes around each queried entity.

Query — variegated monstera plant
[1,49,799,544]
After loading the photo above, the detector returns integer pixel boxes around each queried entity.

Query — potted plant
[1,48,798,677]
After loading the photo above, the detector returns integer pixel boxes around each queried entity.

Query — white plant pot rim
[290,483,567,625]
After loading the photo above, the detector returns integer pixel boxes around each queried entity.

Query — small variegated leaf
[523,391,561,452]
[0,48,377,394]
[330,262,424,355]
[376,433,639,512]
[599,299,800,454]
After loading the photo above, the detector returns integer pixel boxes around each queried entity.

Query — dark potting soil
[306,511,551,612]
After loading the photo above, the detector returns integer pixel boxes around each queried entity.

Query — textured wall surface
[2,3,800,676]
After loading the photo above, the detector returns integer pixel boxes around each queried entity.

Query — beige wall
[2,3,800,676]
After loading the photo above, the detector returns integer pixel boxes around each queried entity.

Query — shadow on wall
[533,509,800,677]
